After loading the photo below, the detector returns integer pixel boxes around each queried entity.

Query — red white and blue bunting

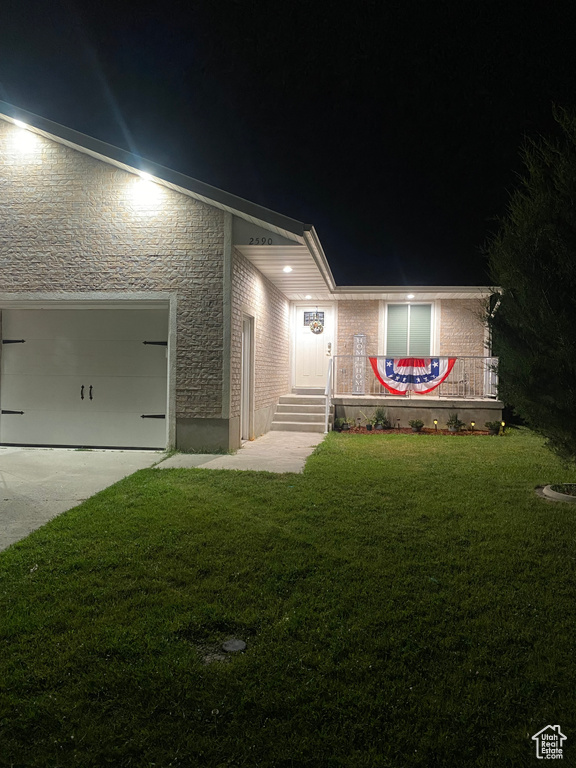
[369,357,457,395]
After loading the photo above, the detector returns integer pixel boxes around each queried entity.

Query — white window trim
[380,300,437,356]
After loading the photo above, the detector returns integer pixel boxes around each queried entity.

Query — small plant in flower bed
[485,421,502,435]
[374,407,391,429]
[408,419,424,432]
[446,413,466,432]
[359,410,376,430]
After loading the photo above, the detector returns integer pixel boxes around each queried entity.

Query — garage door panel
[1,375,167,413]
[72,376,167,412]
[3,340,167,377]
[0,411,166,448]
[3,309,168,340]
[1,375,93,412]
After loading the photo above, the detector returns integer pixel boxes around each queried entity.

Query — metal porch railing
[331,355,498,399]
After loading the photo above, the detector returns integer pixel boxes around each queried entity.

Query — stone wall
[0,121,225,426]
[230,248,290,435]
[336,300,380,355]
[439,299,488,356]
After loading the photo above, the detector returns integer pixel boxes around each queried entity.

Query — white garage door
[0,308,168,449]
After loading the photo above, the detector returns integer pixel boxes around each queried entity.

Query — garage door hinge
[2,339,25,344]
[143,341,167,346]
[141,414,166,419]
[1,409,24,415]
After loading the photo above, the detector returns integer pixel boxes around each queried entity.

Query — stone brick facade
[230,248,290,431]
[0,121,225,428]
[438,299,488,356]
[336,300,380,355]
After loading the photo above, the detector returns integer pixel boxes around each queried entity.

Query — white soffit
[233,218,335,298]
[235,245,331,298]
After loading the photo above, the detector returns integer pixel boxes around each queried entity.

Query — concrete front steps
[271,394,330,433]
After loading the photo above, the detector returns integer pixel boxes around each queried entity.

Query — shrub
[374,407,391,428]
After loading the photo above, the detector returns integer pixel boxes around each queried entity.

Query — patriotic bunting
[369,357,457,395]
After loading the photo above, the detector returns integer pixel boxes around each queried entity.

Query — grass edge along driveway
[0,429,575,767]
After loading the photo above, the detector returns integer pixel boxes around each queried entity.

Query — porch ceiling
[232,246,495,303]
[234,244,333,299]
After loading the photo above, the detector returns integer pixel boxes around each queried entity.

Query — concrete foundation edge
[253,403,277,439]
[177,417,233,452]
[333,399,504,429]
[176,405,278,452]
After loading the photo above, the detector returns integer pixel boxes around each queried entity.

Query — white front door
[294,305,334,388]
[0,308,168,448]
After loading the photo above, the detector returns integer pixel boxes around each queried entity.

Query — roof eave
[0,101,308,239]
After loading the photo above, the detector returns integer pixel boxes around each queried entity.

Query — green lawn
[1,430,575,767]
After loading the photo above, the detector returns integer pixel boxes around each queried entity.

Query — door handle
[80,385,84,400]
[89,385,93,401]
[327,342,332,356]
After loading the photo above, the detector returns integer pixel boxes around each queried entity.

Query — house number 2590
[248,237,273,245]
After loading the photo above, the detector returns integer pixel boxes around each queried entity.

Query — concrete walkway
[156,431,325,473]
[0,447,162,552]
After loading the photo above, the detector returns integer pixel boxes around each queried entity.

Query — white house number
[248,237,273,245]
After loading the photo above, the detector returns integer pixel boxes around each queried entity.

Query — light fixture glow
[129,175,164,210]
[14,120,28,129]
[283,266,293,273]
[139,171,153,181]
[305,295,312,299]
[406,293,415,299]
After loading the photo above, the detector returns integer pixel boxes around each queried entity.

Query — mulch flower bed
[338,427,491,435]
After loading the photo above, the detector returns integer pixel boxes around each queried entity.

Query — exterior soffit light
[305,295,312,299]
[283,266,293,273]
[406,293,415,299]
[14,120,28,129]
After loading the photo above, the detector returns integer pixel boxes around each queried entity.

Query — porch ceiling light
[138,171,153,181]
[14,119,28,129]
[406,293,415,299]
[283,266,293,273]
[305,295,312,299]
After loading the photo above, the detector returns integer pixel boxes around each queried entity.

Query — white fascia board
[302,227,337,292]
[333,286,498,298]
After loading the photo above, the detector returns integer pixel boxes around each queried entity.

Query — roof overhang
[0,101,312,241]
[331,286,496,301]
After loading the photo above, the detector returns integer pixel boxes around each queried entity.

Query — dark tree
[486,107,576,462]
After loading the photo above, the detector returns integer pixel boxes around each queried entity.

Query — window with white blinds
[386,304,432,356]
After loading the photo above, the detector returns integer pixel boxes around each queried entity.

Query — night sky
[2,1,576,286]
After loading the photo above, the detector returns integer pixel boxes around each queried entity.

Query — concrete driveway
[0,447,162,552]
